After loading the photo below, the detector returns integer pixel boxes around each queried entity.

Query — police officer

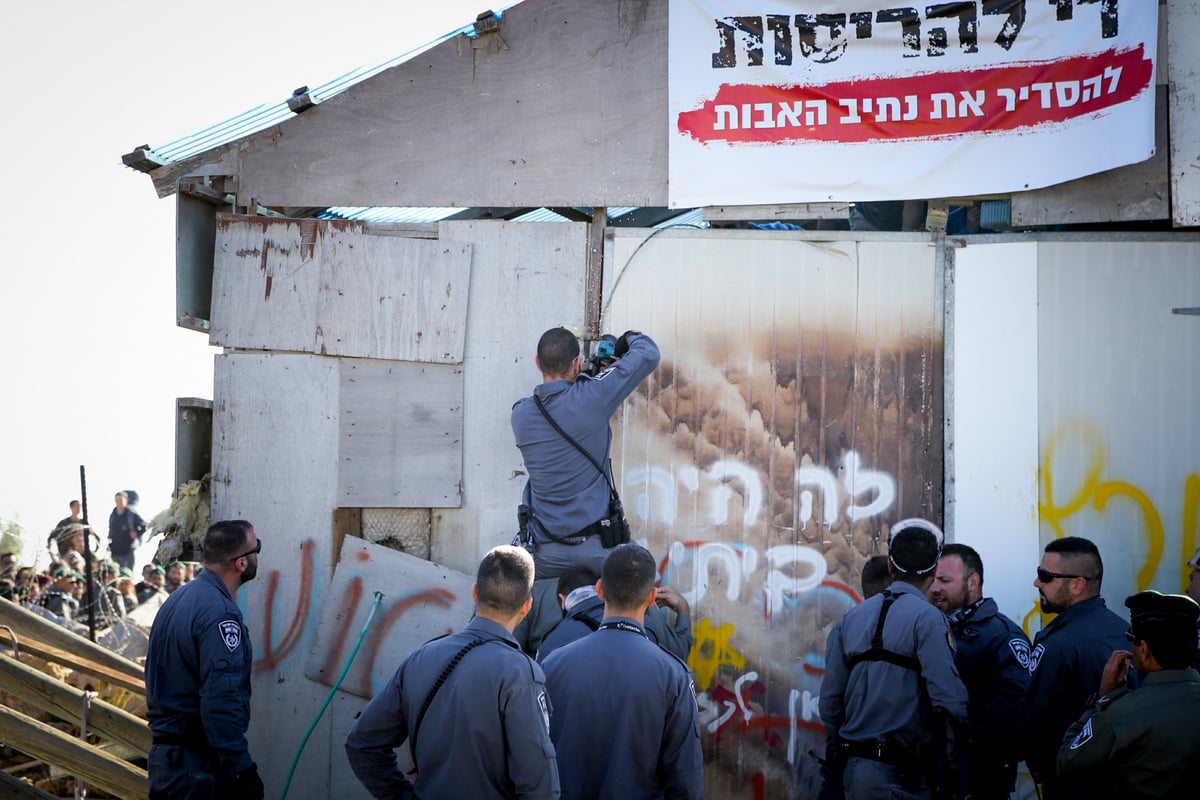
[929,543,1030,799]
[1057,591,1200,798]
[145,520,263,800]
[1018,536,1127,800]
[37,567,80,622]
[820,519,968,800]
[536,564,694,663]
[345,545,559,800]
[1187,547,1200,670]
[512,327,659,579]
[542,543,702,800]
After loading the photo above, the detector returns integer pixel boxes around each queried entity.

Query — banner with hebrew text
[668,0,1157,206]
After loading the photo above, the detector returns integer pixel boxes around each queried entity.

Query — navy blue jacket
[1019,595,1128,785]
[145,569,254,774]
[537,594,694,664]
[543,616,702,800]
[947,597,1031,786]
[345,617,560,800]
[511,333,659,540]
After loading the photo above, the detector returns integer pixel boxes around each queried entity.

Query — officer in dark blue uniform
[537,564,694,663]
[1019,536,1128,800]
[542,544,702,800]
[820,519,968,800]
[930,543,1030,799]
[345,545,560,800]
[145,520,263,800]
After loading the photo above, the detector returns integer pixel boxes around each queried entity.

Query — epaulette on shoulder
[1094,687,1131,711]
[657,641,691,672]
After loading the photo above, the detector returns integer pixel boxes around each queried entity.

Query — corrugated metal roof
[319,207,707,227]
[145,12,504,166]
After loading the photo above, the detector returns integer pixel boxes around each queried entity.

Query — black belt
[152,721,207,748]
[544,519,603,545]
[841,739,893,764]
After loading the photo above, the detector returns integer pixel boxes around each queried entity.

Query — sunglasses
[229,537,263,563]
[1036,567,1093,583]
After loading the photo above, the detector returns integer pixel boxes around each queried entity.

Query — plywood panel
[1169,0,1200,225]
[237,0,668,208]
[211,215,472,362]
[338,359,464,507]
[212,352,342,797]
[605,229,943,799]
[435,220,590,572]
[303,537,475,699]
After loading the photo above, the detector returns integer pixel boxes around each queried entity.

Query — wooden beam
[0,770,58,799]
[703,203,850,222]
[0,654,151,755]
[0,705,148,800]
[0,590,144,684]
[0,634,144,697]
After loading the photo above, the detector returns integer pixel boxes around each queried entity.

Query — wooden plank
[303,537,474,699]
[0,600,144,687]
[0,770,58,799]
[0,705,147,800]
[237,0,669,208]
[704,203,850,222]
[0,634,144,697]
[1011,85,1170,226]
[0,655,151,755]
[435,220,590,572]
[338,359,464,507]
[1169,0,1200,225]
[211,215,472,362]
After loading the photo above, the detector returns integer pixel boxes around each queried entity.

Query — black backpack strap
[409,638,497,770]
[845,590,922,673]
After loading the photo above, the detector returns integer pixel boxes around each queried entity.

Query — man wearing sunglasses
[146,520,264,800]
[1057,590,1200,797]
[1019,536,1128,800]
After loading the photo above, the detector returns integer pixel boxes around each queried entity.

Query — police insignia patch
[220,620,241,652]
[1028,643,1045,673]
[1008,639,1031,669]
[1069,719,1093,750]
[537,691,550,734]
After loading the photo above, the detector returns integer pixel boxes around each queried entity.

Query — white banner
[668,0,1157,207]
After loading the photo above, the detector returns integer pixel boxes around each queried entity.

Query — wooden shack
[126,1,1199,797]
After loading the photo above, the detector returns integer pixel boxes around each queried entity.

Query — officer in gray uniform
[542,544,702,800]
[537,564,694,664]
[512,327,659,579]
[145,520,263,800]
[345,545,559,800]
[1057,590,1200,798]
[820,519,968,800]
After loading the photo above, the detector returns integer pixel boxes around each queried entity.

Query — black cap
[1125,590,1200,629]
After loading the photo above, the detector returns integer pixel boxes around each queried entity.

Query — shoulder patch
[1008,638,1031,669]
[537,690,551,734]
[1027,643,1045,673]
[219,620,242,652]
[1069,718,1093,750]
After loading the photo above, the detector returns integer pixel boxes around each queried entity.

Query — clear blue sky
[0,0,491,567]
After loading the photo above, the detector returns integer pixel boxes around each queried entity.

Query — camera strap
[532,394,619,499]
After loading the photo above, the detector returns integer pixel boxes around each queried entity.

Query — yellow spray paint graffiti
[1039,420,1199,595]
[688,617,746,693]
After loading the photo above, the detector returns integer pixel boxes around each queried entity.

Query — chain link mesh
[362,508,431,560]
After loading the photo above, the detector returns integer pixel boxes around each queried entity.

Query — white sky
[0,0,491,567]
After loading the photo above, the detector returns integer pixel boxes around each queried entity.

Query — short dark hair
[557,565,599,598]
[601,544,657,610]
[537,328,580,377]
[860,555,893,599]
[475,545,535,616]
[941,543,984,585]
[1045,536,1103,587]
[202,520,254,564]
[889,526,941,581]
[1139,620,1198,669]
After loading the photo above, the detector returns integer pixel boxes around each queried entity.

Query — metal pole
[79,466,96,642]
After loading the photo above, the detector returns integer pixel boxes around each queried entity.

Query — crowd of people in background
[0,495,198,633]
